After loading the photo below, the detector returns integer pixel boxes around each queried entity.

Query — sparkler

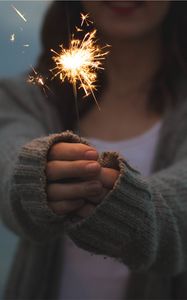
[51,15,109,110]
[11,5,27,22]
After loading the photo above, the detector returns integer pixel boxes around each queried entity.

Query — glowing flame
[51,27,109,109]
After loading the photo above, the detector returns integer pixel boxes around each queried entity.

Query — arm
[66,144,187,275]
[0,79,114,243]
[0,80,66,241]
[0,80,110,242]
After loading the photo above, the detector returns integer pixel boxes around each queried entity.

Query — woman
[1,1,187,299]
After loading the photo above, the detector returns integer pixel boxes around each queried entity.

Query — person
[1,1,187,299]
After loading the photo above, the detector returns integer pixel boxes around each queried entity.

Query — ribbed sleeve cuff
[67,154,158,271]
[11,131,89,242]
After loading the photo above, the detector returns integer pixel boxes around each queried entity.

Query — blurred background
[0,1,51,296]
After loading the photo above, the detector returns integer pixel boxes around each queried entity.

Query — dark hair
[36,1,187,130]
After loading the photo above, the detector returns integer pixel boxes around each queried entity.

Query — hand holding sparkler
[46,142,119,218]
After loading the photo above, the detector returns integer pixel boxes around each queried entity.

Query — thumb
[99,167,119,189]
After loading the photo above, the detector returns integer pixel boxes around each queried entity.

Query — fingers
[46,160,101,181]
[86,187,109,204]
[48,199,85,215]
[49,187,109,217]
[99,168,120,189]
[75,203,96,218]
[47,181,102,202]
[48,143,98,161]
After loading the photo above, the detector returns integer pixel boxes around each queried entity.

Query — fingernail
[85,150,98,160]
[86,162,100,172]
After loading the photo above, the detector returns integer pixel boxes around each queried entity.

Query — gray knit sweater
[0,78,187,299]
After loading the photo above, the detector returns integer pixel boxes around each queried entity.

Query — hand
[46,142,119,218]
[46,142,103,215]
[75,167,119,218]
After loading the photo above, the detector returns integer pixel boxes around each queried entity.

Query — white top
[59,121,162,300]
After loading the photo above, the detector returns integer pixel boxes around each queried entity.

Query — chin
[82,1,170,42]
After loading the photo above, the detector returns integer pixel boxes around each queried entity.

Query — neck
[105,31,163,102]
[80,32,163,140]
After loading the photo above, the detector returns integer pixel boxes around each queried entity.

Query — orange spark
[27,67,52,96]
[80,13,93,26]
[51,28,109,110]
[27,67,45,86]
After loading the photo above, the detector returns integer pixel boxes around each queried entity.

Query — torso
[79,92,162,141]
[59,120,162,300]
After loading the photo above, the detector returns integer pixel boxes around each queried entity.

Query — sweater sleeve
[66,143,187,276]
[8,130,91,242]
[0,80,83,242]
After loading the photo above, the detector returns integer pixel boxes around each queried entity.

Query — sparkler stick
[65,2,81,132]
[11,5,27,22]
[72,82,80,134]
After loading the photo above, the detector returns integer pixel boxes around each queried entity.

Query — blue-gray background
[0,1,51,296]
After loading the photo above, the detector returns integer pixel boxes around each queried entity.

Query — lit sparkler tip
[11,4,27,22]
[51,26,109,110]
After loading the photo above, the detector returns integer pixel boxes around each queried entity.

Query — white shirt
[59,121,162,300]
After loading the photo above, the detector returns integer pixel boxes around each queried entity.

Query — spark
[80,13,93,26]
[10,33,15,42]
[23,44,30,47]
[11,5,27,22]
[76,26,83,32]
[27,67,45,86]
[51,29,109,110]
[27,66,52,96]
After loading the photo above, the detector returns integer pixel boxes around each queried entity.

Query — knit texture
[1,78,187,299]
[10,130,92,241]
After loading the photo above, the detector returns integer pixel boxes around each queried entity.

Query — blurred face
[82,1,170,40]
